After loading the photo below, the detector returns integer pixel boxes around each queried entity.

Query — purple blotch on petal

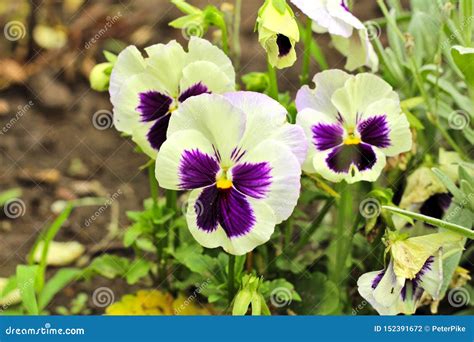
[178,82,211,103]
[340,0,350,12]
[371,270,385,289]
[179,149,220,190]
[232,162,272,199]
[326,143,376,173]
[147,114,171,150]
[358,115,391,148]
[312,123,344,151]
[276,34,292,57]
[137,91,172,122]
[195,187,256,238]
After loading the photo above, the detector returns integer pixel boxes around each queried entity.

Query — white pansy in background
[296,69,412,184]
[357,231,463,315]
[155,92,307,255]
[290,0,378,71]
[109,37,235,158]
[257,0,300,69]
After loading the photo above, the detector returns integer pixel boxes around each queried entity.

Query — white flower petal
[295,69,351,114]
[186,37,235,85]
[331,73,399,125]
[179,61,234,95]
[236,139,302,223]
[109,46,146,107]
[167,94,246,165]
[145,40,186,97]
[357,270,400,315]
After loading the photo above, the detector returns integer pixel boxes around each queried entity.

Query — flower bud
[89,62,113,92]
[257,0,300,69]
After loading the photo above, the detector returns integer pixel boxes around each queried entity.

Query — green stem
[221,24,230,55]
[382,206,474,239]
[267,61,279,100]
[228,255,236,305]
[334,183,352,284]
[284,218,293,248]
[301,18,313,85]
[293,200,333,252]
[232,0,242,69]
[376,0,405,41]
[148,162,159,206]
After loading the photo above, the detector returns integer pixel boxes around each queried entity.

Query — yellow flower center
[216,169,233,189]
[344,129,361,145]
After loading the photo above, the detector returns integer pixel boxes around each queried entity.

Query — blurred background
[0,0,382,309]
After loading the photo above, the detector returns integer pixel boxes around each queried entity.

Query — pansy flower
[257,0,300,69]
[357,231,464,315]
[296,70,412,183]
[109,37,235,158]
[155,92,307,255]
[290,0,378,71]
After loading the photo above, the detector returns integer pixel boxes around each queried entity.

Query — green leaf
[38,268,81,311]
[16,265,39,315]
[271,0,287,14]
[292,272,339,314]
[86,254,130,279]
[103,50,117,64]
[171,0,201,15]
[126,259,151,285]
[451,45,474,90]
[171,245,218,278]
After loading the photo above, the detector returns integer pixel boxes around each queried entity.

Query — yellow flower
[257,0,299,69]
[105,290,212,315]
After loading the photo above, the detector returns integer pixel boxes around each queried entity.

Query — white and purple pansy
[290,0,378,71]
[358,231,464,315]
[109,37,235,158]
[155,92,307,255]
[357,256,440,315]
[296,70,412,183]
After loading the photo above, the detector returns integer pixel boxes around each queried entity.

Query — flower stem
[148,162,159,207]
[334,183,352,285]
[267,61,279,100]
[382,206,474,239]
[301,18,313,85]
[232,0,242,69]
[228,255,236,305]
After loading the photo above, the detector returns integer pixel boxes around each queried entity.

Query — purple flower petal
[195,187,256,238]
[312,123,344,151]
[147,114,170,150]
[358,115,391,148]
[232,162,272,199]
[137,91,172,122]
[179,149,220,190]
[326,143,377,173]
[178,82,211,103]
[340,0,350,12]
[371,270,385,289]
